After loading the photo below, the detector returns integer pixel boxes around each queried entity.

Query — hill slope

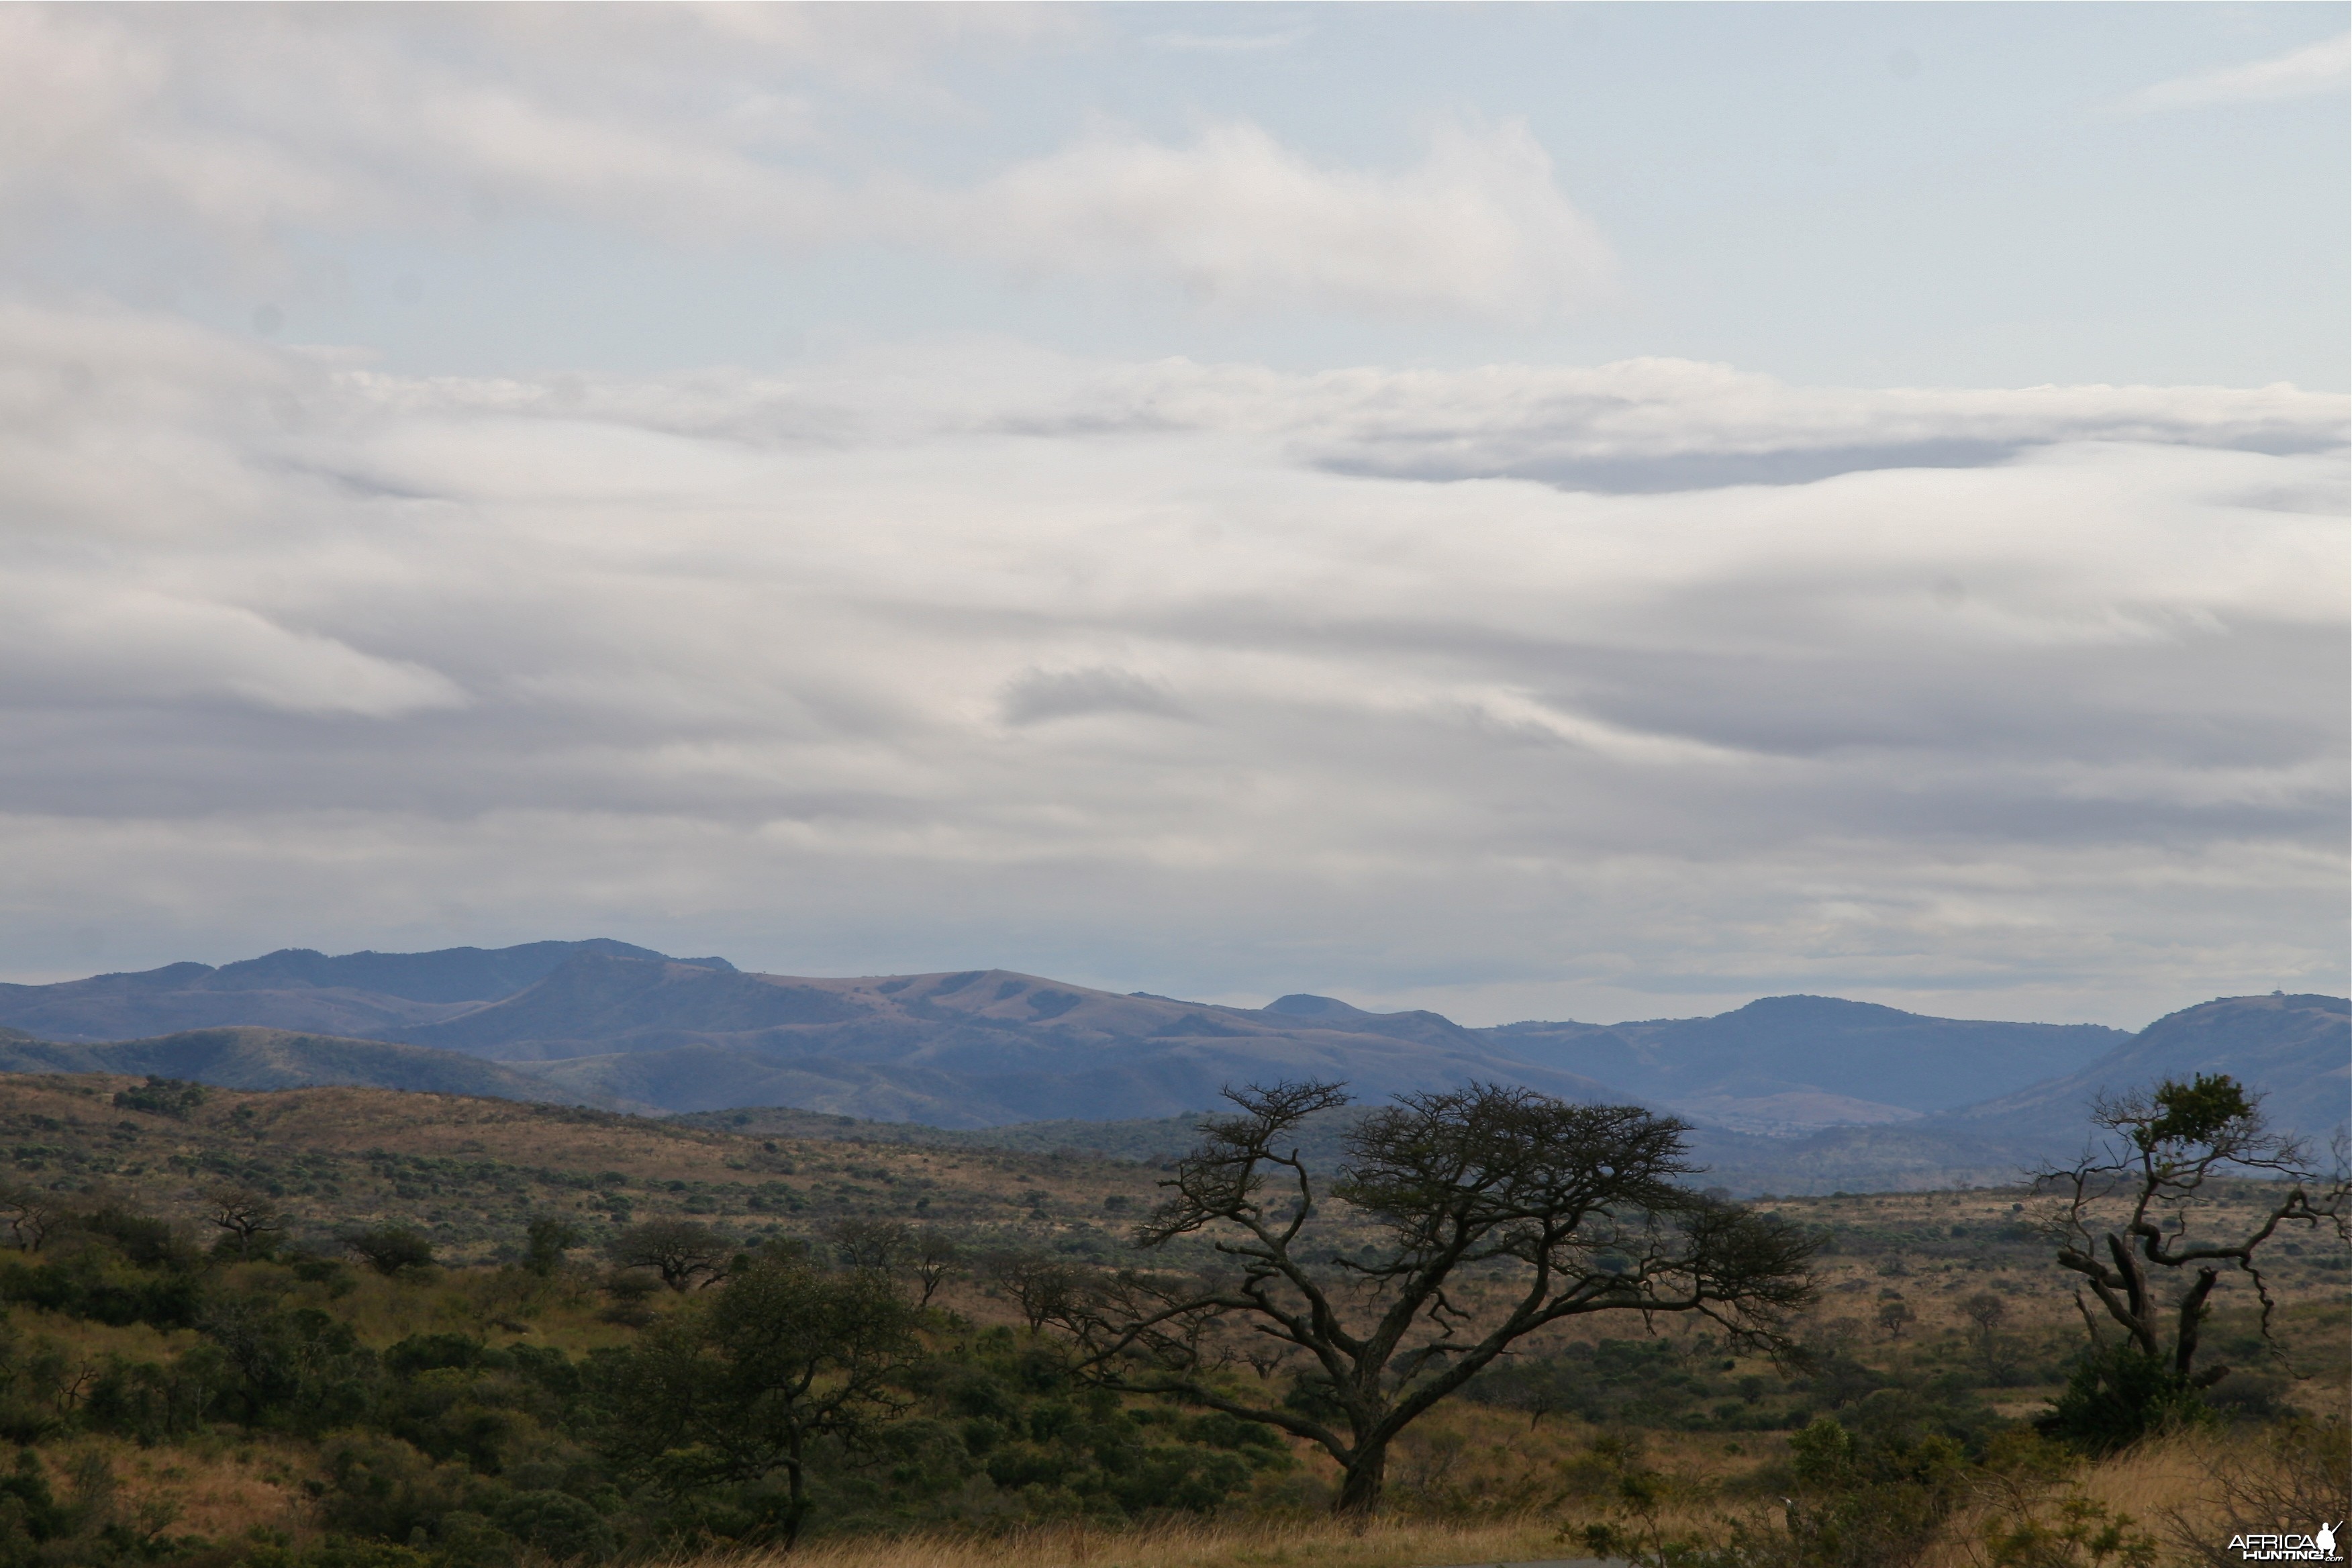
[391,954,1623,1126]
[1933,992,2349,1144]
[0,1026,599,1104]
[1489,995,2128,1130]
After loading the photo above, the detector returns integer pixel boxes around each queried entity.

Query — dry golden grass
[691,1438,2256,1568]
[699,1514,1572,1568]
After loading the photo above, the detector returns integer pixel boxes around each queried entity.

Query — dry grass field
[1,1073,2344,1568]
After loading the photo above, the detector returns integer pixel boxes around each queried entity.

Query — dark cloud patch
[1325,438,2032,493]
[1001,667,1189,726]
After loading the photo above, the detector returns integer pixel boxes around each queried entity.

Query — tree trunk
[780,1436,807,1549]
[1334,1439,1388,1516]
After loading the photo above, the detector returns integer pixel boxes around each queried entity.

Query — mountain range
[1,940,2343,1191]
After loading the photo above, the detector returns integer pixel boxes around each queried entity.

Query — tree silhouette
[1046,1079,1816,1514]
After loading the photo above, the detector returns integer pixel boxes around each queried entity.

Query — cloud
[0,303,2341,1021]
[1001,667,1190,726]
[1034,356,2347,491]
[944,120,1610,318]
[2118,32,2350,113]
[0,10,1604,320]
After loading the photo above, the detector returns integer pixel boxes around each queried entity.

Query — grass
[5,1071,2345,1568]
[675,1434,2298,1568]
[695,1515,1573,1568]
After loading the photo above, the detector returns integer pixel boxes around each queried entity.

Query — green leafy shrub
[2038,1343,2214,1455]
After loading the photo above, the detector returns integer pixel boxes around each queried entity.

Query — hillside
[0,942,2144,1130]
[1934,991,2350,1144]
[0,1072,2341,1568]
[0,1026,595,1104]
[1,946,2340,1162]
[1491,995,2129,1130]
[384,954,1623,1126]
[0,1072,1179,1266]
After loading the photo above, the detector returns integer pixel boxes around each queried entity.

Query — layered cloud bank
[1,298,2343,1022]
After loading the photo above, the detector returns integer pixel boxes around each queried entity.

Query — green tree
[599,1251,921,1547]
[522,1216,583,1278]
[344,1226,435,1277]
[1962,1290,2010,1383]
[1051,1080,1817,1515]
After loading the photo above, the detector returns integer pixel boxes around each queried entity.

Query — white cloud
[0,9,1605,320]
[944,120,1610,318]
[2118,32,2350,113]
[0,303,2341,1019]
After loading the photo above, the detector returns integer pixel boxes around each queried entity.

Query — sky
[1,3,2345,1028]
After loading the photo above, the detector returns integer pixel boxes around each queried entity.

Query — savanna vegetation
[0,1069,2341,1568]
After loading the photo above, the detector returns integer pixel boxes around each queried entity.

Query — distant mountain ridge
[1492,995,2132,1132]
[389,954,1621,1126]
[0,940,733,1042]
[0,945,2341,1179]
[1933,992,2349,1143]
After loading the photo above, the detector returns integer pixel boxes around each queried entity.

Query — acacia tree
[0,1183,64,1251]
[1048,1080,1817,1514]
[607,1219,730,1293]
[599,1251,920,1548]
[2032,1073,2347,1390]
[205,1184,285,1258]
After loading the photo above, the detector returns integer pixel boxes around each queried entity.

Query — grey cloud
[0,303,2341,1024]
[1001,667,1190,726]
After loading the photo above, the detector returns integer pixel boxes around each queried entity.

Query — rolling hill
[1931,992,2349,1144]
[1489,995,2130,1132]
[391,953,1622,1126]
[1,944,2341,1181]
[0,938,732,1042]
[0,1026,593,1103]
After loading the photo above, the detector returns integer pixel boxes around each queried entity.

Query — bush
[112,1077,209,1118]
[493,1489,616,1562]
[346,1227,436,1277]
[2038,1344,2213,1455]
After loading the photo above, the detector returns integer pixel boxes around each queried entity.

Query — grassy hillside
[0,1075,2342,1568]
[0,1030,595,1107]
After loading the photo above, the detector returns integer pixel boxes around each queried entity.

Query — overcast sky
[2,3,2345,1027]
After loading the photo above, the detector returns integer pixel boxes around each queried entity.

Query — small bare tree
[205,1183,285,1258]
[0,1183,65,1252]
[824,1216,911,1273]
[2031,1073,2347,1387]
[1049,1079,1817,1515]
[910,1228,961,1308]
[982,1249,1099,1331]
